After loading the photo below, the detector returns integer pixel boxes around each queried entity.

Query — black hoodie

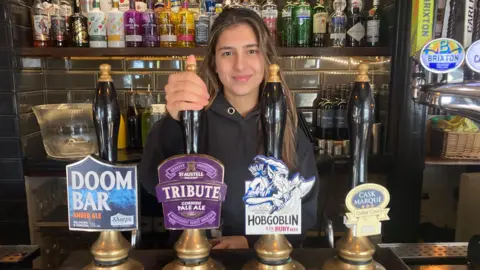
[138,92,320,248]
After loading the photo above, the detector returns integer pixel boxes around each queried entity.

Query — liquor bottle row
[32,0,383,48]
[33,0,220,47]
[311,83,389,156]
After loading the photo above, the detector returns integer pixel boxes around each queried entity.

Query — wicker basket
[431,128,480,159]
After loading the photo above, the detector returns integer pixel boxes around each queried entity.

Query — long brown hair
[198,8,298,169]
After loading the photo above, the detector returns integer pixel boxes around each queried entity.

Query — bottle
[51,0,68,47]
[177,0,195,48]
[312,0,327,47]
[80,0,92,16]
[88,0,107,47]
[366,0,380,47]
[195,0,209,46]
[119,0,129,11]
[93,64,121,163]
[32,0,53,47]
[312,88,323,136]
[154,0,164,11]
[124,0,142,47]
[335,86,348,140]
[107,0,125,47]
[100,0,112,12]
[158,0,177,47]
[261,0,278,45]
[150,93,166,126]
[247,0,261,16]
[118,113,127,149]
[135,0,147,11]
[60,0,73,41]
[142,0,159,47]
[141,85,153,147]
[346,5,365,47]
[205,0,216,13]
[170,0,181,13]
[318,86,335,140]
[348,0,362,15]
[280,0,295,47]
[126,87,142,149]
[70,0,89,46]
[330,2,346,47]
[293,0,312,47]
[314,85,325,138]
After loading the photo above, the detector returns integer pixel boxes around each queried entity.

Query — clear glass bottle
[366,0,380,47]
[51,0,68,47]
[158,0,177,47]
[293,0,312,47]
[142,0,159,46]
[247,0,261,17]
[32,0,54,47]
[329,2,346,47]
[107,0,125,47]
[124,0,142,47]
[80,0,92,16]
[312,0,327,47]
[280,0,294,47]
[70,0,89,46]
[88,0,107,47]
[262,0,278,45]
[100,0,112,12]
[141,86,153,147]
[177,0,195,47]
[195,0,209,46]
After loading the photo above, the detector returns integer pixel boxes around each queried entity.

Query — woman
[139,7,320,249]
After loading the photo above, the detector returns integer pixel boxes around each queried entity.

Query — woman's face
[215,23,265,98]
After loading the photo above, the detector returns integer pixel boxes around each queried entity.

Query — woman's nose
[234,54,245,71]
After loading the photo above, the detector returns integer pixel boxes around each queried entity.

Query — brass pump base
[83,231,143,270]
[243,234,304,270]
[322,229,385,270]
[163,229,224,270]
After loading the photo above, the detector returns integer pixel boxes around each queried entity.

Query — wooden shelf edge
[425,156,480,165]
[15,46,391,57]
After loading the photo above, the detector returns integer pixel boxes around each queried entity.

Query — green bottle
[293,0,312,47]
[280,0,295,47]
[141,86,153,147]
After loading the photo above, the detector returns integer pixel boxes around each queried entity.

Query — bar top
[59,248,409,270]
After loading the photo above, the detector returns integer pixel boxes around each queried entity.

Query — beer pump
[243,64,315,269]
[65,64,143,270]
[156,58,227,270]
[323,64,390,270]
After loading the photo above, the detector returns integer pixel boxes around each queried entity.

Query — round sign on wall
[420,38,465,74]
[466,40,480,73]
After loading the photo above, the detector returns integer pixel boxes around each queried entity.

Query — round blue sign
[420,38,465,74]
[466,40,480,73]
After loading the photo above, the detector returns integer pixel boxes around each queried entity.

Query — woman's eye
[248,49,258,55]
[221,51,232,56]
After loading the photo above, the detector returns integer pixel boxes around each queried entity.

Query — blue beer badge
[66,155,139,231]
[344,183,390,237]
[420,38,465,74]
[466,40,480,73]
[243,156,315,235]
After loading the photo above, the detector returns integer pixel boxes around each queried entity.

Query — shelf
[425,156,480,166]
[15,47,391,58]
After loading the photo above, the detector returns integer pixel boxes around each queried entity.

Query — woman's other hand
[210,236,249,249]
[165,54,210,121]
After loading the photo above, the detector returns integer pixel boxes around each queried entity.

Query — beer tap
[162,62,225,270]
[243,64,304,269]
[323,64,388,270]
[82,64,143,270]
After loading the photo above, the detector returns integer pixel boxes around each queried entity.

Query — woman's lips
[232,75,252,82]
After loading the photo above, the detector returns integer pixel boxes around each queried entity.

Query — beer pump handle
[347,64,374,189]
[181,63,202,155]
[261,64,287,160]
[93,64,121,163]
